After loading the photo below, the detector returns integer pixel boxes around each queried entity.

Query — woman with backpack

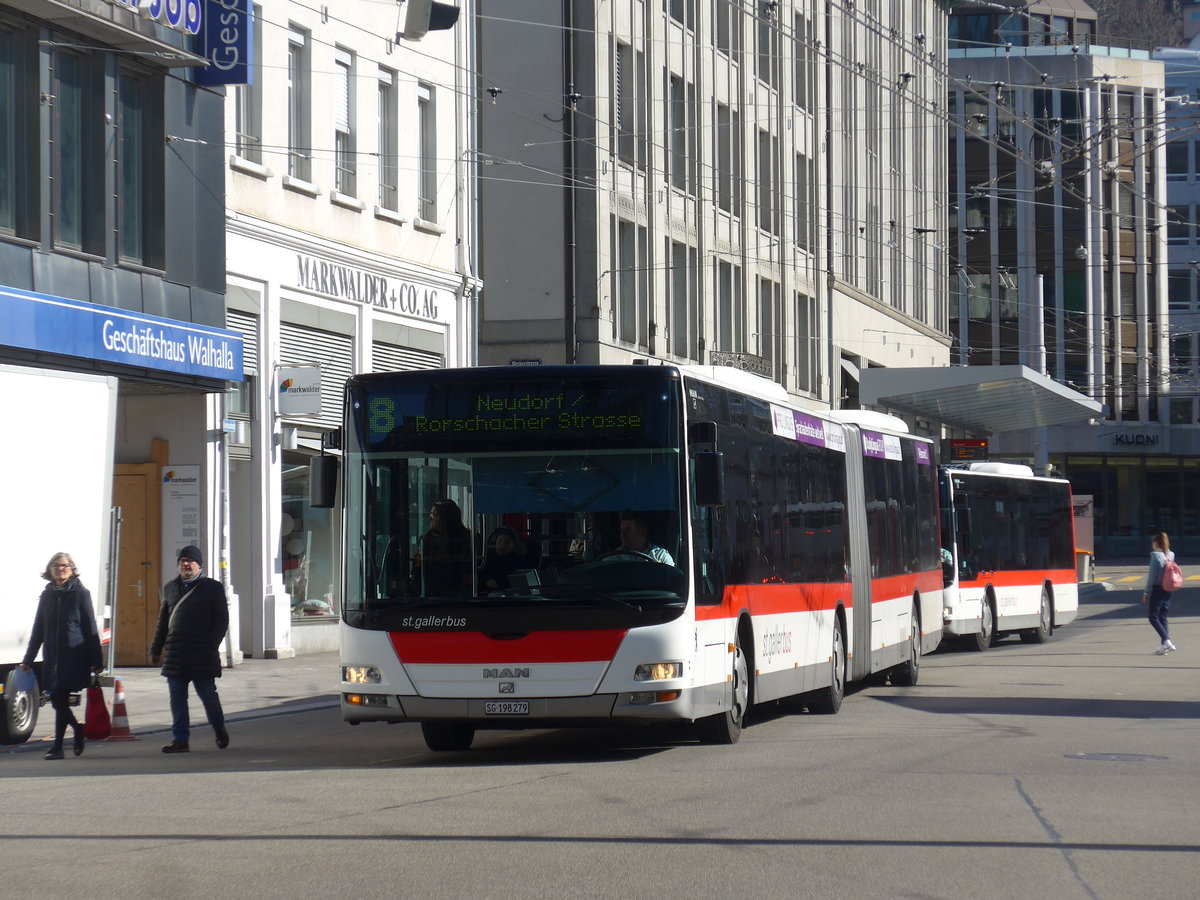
[1142,532,1180,655]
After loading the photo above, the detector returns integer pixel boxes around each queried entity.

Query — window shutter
[279,322,353,428]
[226,309,259,376]
[372,342,443,373]
[334,49,351,134]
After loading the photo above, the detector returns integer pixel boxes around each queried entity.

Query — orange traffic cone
[105,678,139,741]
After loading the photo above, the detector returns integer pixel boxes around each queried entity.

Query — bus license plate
[484,701,528,716]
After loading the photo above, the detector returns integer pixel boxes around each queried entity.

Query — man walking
[150,545,230,753]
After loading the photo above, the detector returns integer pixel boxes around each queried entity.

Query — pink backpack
[1161,556,1183,592]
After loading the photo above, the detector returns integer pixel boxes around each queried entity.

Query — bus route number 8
[369,398,397,436]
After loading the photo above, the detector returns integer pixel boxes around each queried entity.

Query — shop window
[282,450,341,619]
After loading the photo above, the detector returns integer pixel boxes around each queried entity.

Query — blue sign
[0,285,244,382]
[196,0,253,87]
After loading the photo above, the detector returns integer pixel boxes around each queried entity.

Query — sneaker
[1164,640,1177,653]
[43,746,64,760]
[215,727,229,750]
[1156,644,1170,655]
[161,740,190,754]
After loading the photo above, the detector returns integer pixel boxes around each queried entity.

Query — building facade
[0,1,242,665]
[945,1,1200,557]
[476,1,951,413]
[221,1,478,655]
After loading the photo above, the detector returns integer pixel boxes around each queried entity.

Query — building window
[755,3,779,89]
[615,218,649,349]
[614,40,645,168]
[287,26,311,182]
[715,0,741,56]
[716,260,742,352]
[282,450,340,620]
[117,67,164,266]
[1168,204,1191,245]
[51,49,103,253]
[417,82,436,221]
[234,3,263,163]
[666,0,695,30]
[669,240,698,360]
[794,13,813,113]
[757,130,779,235]
[378,67,398,211]
[795,292,816,393]
[333,48,355,196]
[716,103,741,215]
[0,22,37,238]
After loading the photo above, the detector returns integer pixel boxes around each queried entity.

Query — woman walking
[19,552,104,759]
[1142,532,1178,655]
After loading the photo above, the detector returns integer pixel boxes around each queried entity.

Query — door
[113,466,161,666]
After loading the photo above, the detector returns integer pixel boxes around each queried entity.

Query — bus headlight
[342,665,382,685]
[634,662,682,681]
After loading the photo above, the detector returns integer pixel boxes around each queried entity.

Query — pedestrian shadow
[874,694,1200,720]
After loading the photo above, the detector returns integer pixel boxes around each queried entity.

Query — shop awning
[858,365,1102,434]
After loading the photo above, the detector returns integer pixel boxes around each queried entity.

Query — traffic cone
[105,678,139,741]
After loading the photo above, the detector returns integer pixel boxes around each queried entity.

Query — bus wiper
[543,585,644,612]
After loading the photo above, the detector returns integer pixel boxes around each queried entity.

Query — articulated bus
[938,462,1078,651]
[320,364,943,750]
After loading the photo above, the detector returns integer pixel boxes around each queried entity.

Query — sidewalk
[14,651,340,750]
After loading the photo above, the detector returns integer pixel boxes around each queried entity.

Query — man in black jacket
[150,545,230,753]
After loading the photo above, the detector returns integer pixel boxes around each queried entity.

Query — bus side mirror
[694,451,725,507]
[310,456,339,508]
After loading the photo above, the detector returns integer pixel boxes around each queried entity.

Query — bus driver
[617,512,674,566]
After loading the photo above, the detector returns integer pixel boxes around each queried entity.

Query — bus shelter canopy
[859,365,1102,434]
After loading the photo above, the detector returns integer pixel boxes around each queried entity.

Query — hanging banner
[196,0,254,86]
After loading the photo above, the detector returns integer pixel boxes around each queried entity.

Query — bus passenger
[479,526,535,589]
[617,512,674,566]
[412,499,473,596]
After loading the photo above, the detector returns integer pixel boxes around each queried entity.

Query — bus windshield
[343,368,686,622]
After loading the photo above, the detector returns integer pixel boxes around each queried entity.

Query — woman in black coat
[20,552,103,760]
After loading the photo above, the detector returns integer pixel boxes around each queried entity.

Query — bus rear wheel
[421,721,475,752]
[1020,590,1052,644]
[890,603,922,686]
[696,636,749,745]
[968,596,996,652]
[807,620,845,714]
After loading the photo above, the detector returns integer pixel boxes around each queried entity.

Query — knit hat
[177,545,204,566]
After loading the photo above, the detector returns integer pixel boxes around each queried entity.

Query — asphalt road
[2,581,1196,899]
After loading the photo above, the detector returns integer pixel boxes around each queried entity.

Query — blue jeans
[167,676,225,744]
[1147,586,1172,643]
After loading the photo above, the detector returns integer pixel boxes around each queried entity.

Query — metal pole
[105,506,122,674]
[220,395,235,668]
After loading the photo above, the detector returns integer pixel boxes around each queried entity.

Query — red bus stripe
[389,629,628,664]
[958,568,1076,589]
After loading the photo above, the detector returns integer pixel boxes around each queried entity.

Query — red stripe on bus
[958,568,1076,589]
[695,581,853,621]
[871,569,943,601]
[389,629,628,664]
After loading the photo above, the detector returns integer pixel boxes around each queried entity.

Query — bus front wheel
[696,637,749,744]
[421,721,475,752]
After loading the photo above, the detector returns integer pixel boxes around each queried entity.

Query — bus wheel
[696,637,749,744]
[1020,590,1053,644]
[891,603,922,686]
[968,597,996,652]
[1,669,39,744]
[421,721,475,752]
[808,620,845,714]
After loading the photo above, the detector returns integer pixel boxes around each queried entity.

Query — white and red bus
[320,364,943,750]
[938,462,1078,651]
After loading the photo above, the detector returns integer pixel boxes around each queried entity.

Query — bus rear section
[330,365,941,751]
[939,463,1078,651]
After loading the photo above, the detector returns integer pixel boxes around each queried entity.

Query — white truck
[0,364,117,744]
